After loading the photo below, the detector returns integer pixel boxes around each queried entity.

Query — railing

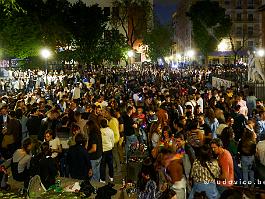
[248,81,265,100]
[211,70,265,100]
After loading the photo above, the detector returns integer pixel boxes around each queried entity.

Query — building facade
[259,0,265,48]
[219,0,262,51]
[172,0,262,64]
[172,0,194,55]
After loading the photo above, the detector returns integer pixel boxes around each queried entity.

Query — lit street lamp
[40,48,51,84]
[127,50,134,70]
[186,49,195,58]
[257,49,265,57]
[127,50,134,58]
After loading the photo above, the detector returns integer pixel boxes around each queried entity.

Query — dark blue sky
[154,0,178,24]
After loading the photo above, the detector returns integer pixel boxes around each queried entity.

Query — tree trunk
[234,53,237,65]
[204,54,209,67]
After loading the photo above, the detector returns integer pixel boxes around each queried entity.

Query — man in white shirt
[196,92,203,113]
[72,84,81,100]
[100,119,114,183]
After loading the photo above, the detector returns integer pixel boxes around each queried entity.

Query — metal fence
[248,82,265,100]
[211,71,265,100]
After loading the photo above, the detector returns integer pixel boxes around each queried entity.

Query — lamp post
[186,49,195,69]
[257,49,265,57]
[127,50,134,70]
[40,48,51,85]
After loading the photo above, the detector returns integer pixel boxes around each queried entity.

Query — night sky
[154,0,178,24]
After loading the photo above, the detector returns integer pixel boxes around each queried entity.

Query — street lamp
[257,49,265,57]
[127,50,134,70]
[186,49,195,58]
[186,49,195,69]
[218,40,229,52]
[40,48,51,85]
[127,50,134,58]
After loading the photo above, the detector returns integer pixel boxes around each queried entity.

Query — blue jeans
[125,134,138,161]
[90,157,102,182]
[232,155,242,182]
[188,182,219,199]
[100,150,114,181]
[216,185,227,196]
[241,155,255,188]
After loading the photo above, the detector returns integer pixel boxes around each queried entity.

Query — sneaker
[109,177,114,182]
[99,179,106,183]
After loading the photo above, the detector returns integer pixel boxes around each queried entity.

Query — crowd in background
[0,65,264,199]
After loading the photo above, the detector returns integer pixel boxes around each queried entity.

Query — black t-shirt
[87,130,103,160]
[68,145,92,180]
[123,114,135,136]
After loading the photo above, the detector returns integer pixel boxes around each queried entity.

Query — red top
[217,149,234,187]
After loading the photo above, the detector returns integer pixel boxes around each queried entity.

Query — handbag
[203,162,218,182]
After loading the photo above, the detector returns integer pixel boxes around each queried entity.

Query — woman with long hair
[220,126,242,181]
[189,144,220,199]
[205,108,219,139]
[238,126,256,188]
[85,120,103,181]
[149,122,162,148]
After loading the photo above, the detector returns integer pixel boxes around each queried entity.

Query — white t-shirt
[197,97,204,113]
[49,137,61,158]
[72,87,81,99]
[101,127,114,152]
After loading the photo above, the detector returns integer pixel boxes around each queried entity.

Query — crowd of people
[0,65,264,199]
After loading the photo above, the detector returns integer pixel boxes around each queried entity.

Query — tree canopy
[111,0,152,48]
[187,0,232,64]
[143,23,172,62]
[0,0,129,66]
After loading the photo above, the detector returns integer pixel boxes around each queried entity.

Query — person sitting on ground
[38,142,58,189]
[11,138,32,193]
[44,129,62,159]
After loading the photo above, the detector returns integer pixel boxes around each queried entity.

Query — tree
[67,2,108,65]
[0,0,22,15]
[229,33,247,65]
[0,15,42,58]
[100,29,130,64]
[111,0,152,48]
[143,23,172,62]
[187,0,232,65]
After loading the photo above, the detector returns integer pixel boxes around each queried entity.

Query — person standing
[72,84,81,100]
[67,133,92,180]
[238,127,256,188]
[123,106,138,162]
[257,110,265,141]
[86,120,102,181]
[108,110,121,173]
[99,119,115,183]
[161,148,186,199]
[26,107,42,140]
[2,110,22,159]
[210,138,234,195]
[189,145,220,199]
